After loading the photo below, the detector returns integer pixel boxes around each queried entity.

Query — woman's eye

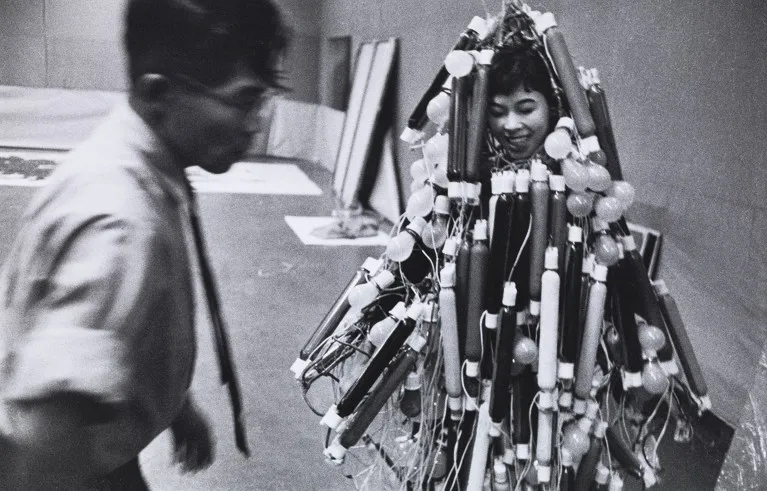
[488,107,506,118]
[516,103,537,115]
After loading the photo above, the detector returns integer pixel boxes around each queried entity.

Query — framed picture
[331,38,398,211]
[626,221,662,280]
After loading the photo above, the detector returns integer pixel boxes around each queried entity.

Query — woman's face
[487,85,551,161]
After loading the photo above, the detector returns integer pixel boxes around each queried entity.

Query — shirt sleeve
[3,214,170,405]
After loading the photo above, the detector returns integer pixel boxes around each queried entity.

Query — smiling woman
[487,44,559,164]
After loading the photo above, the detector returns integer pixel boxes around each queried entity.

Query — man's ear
[131,73,173,124]
[134,73,171,102]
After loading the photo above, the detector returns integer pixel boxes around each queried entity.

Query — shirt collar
[104,103,190,207]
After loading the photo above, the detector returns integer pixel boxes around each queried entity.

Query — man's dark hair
[124,0,289,88]
[489,43,559,121]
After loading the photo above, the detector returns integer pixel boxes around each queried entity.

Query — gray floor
[0,159,729,490]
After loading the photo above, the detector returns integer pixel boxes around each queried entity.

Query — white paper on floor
[187,163,322,195]
[284,215,391,246]
[0,150,322,196]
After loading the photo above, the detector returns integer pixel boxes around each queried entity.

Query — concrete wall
[0,0,322,102]
[0,0,125,89]
[320,0,767,425]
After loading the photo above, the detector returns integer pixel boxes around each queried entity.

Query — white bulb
[595,234,620,266]
[566,192,594,218]
[406,186,435,218]
[642,360,669,395]
[348,282,380,310]
[587,163,612,192]
[431,168,450,188]
[544,128,572,160]
[638,323,666,352]
[369,317,397,347]
[426,92,451,127]
[422,217,448,250]
[409,158,431,182]
[423,132,449,167]
[444,50,474,78]
[386,232,417,262]
[562,157,589,192]
[594,196,623,223]
[606,181,636,210]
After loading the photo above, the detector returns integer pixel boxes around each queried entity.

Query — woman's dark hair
[124,0,289,88]
[489,43,559,124]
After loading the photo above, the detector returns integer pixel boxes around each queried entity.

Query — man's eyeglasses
[171,73,274,117]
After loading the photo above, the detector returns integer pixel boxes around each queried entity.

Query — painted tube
[455,237,472,358]
[490,283,517,427]
[654,280,710,409]
[535,391,556,483]
[574,421,607,490]
[465,220,489,365]
[466,401,492,491]
[325,334,427,463]
[454,407,478,490]
[508,170,531,305]
[573,264,608,414]
[528,161,550,316]
[403,16,487,136]
[537,247,560,392]
[605,426,657,488]
[586,69,623,181]
[620,234,677,375]
[560,449,576,491]
[610,263,643,385]
[465,50,492,183]
[532,13,601,159]
[560,225,583,372]
[439,264,462,402]
[512,368,537,461]
[488,173,502,243]
[549,175,568,275]
[325,302,423,425]
[296,257,381,362]
[447,76,470,199]
[485,173,516,330]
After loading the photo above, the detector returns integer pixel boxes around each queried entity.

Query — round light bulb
[421,217,448,250]
[430,446,449,480]
[642,360,669,395]
[562,157,590,192]
[431,168,450,188]
[405,185,434,218]
[368,316,397,347]
[605,325,623,359]
[386,232,417,262]
[444,50,474,77]
[426,91,451,127]
[423,132,449,167]
[348,282,380,310]
[544,128,572,160]
[594,196,624,223]
[638,323,666,352]
[606,181,636,210]
[567,191,595,217]
[399,372,422,418]
[409,158,431,182]
[587,163,612,192]
[562,423,590,458]
[513,336,538,365]
[595,233,620,266]
[588,149,607,167]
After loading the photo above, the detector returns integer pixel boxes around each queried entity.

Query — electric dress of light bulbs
[291,3,708,490]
